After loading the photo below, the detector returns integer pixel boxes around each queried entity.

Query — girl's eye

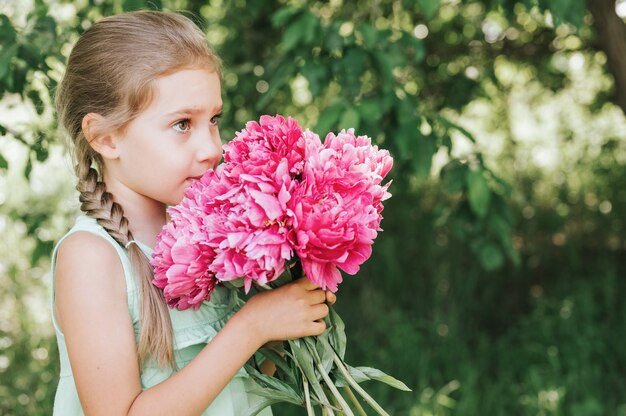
[173,119,191,133]
[210,113,223,126]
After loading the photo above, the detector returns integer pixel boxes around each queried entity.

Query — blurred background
[1,0,625,414]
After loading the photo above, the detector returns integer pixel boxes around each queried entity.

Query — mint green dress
[49,215,273,415]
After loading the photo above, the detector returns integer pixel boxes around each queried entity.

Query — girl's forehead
[148,69,222,116]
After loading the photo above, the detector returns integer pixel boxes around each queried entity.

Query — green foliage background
[1,0,626,414]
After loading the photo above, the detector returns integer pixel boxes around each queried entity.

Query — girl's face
[111,68,223,206]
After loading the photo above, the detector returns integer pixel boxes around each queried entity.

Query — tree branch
[587,0,626,116]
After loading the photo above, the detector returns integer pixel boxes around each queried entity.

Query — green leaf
[19,44,43,69]
[373,51,395,93]
[543,0,585,28]
[413,134,435,181]
[271,6,302,28]
[24,154,32,179]
[407,35,426,64]
[6,64,24,92]
[300,61,326,97]
[488,214,511,247]
[32,135,49,162]
[0,153,8,171]
[339,107,360,130]
[0,43,18,80]
[244,364,302,402]
[0,14,17,44]
[241,397,283,416]
[122,0,147,12]
[281,12,317,53]
[437,115,476,143]
[315,102,344,133]
[288,339,331,406]
[32,16,57,51]
[257,346,293,380]
[357,99,382,124]
[301,13,318,44]
[246,385,302,404]
[255,61,295,110]
[358,22,378,49]
[396,122,418,159]
[478,242,504,271]
[466,169,491,218]
[417,0,440,19]
[489,213,520,267]
[325,24,344,52]
[336,365,412,392]
[395,118,437,180]
[281,21,304,53]
[396,97,417,125]
[328,306,347,359]
[315,331,334,375]
[441,160,467,194]
[342,48,367,78]
[31,239,54,266]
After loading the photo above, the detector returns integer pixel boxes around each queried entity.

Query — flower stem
[331,353,390,416]
[343,387,367,416]
[321,393,336,416]
[316,363,355,416]
[303,375,315,416]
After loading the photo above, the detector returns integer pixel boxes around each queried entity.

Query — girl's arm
[55,232,330,416]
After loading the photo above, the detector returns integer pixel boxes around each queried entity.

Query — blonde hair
[55,10,222,369]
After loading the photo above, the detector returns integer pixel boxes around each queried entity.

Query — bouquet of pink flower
[151,115,408,415]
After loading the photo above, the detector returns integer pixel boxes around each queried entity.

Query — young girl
[51,10,335,415]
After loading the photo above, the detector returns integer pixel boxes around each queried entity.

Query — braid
[75,153,176,370]
[76,155,132,245]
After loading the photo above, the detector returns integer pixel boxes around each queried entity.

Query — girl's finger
[310,303,330,321]
[325,291,336,305]
[308,289,326,305]
[308,320,326,336]
[296,276,319,290]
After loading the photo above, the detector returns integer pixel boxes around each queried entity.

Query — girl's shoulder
[52,215,136,282]
[52,215,138,320]
[53,215,127,282]
[55,228,127,296]
[53,219,130,337]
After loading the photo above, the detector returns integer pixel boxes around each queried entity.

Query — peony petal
[248,189,283,221]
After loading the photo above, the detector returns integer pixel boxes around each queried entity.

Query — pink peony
[323,129,393,213]
[205,166,294,292]
[188,164,296,293]
[288,130,392,292]
[223,115,306,181]
[152,115,394,307]
[151,200,217,310]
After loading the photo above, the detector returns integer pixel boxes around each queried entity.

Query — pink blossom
[223,115,306,181]
[174,164,295,293]
[152,116,393,307]
[205,167,295,292]
[288,130,392,292]
[151,200,217,310]
[323,129,393,213]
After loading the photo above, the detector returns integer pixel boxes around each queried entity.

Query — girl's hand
[257,285,337,376]
[240,278,333,344]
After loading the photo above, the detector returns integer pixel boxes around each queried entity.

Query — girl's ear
[82,112,120,160]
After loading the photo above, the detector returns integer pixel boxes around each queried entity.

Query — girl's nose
[196,129,223,165]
